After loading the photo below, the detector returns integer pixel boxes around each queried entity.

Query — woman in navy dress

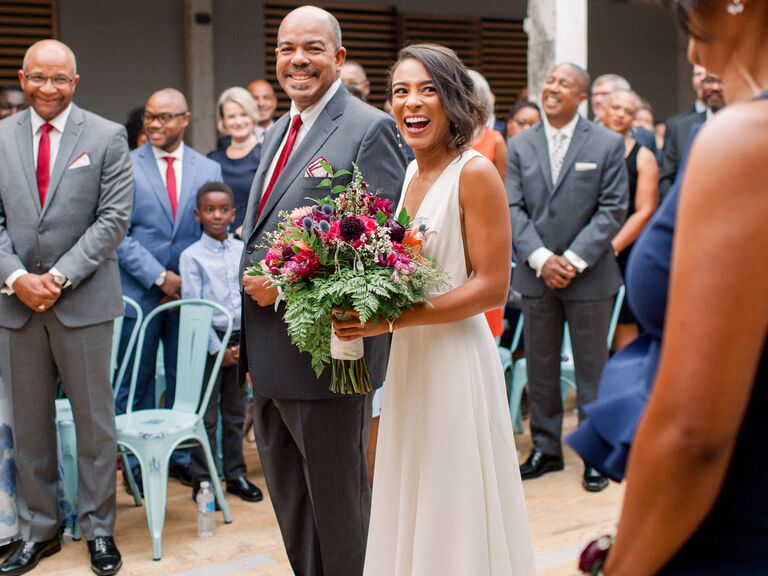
[208,87,262,237]
[569,0,768,573]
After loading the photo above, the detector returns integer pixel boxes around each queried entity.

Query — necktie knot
[164,156,174,167]
[41,123,53,135]
[290,114,303,132]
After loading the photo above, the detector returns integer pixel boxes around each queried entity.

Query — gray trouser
[0,312,116,541]
[522,292,614,456]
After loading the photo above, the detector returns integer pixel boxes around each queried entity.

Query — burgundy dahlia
[388,220,405,243]
[339,216,366,242]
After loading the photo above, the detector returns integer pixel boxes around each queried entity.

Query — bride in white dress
[334,43,535,575]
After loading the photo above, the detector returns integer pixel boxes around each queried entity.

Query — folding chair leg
[139,451,170,560]
[120,452,142,507]
[509,360,528,435]
[198,432,232,524]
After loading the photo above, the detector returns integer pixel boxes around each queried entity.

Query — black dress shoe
[226,477,264,503]
[0,537,61,576]
[519,449,564,480]
[169,463,195,487]
[582,466,609,492]
[87,536,121,576]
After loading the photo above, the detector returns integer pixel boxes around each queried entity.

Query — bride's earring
[396,130,403,149]
[727,0,744,15]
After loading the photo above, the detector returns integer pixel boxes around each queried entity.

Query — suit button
[246,244,255,254]
[39,228,45,235]
[548,209,555,217]
[35,260,42,268]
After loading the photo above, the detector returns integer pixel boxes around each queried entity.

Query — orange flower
[402,230,423,254]
[291,239,311,252]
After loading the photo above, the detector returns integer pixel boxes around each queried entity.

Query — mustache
[285,67,318,77]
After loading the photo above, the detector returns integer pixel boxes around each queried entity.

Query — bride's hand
[332,310,390,340]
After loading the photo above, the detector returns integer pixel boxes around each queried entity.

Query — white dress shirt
[528,113,589,277]
[152,143,185,202]
[261,79,342,195]
[3,105,73,293]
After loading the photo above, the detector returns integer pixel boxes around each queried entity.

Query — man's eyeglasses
[143,112,187,125]
[23,72,74,87]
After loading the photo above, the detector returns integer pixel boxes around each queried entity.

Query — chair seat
[115,410,200,440]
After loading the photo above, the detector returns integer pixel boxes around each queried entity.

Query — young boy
[179,181,262,503]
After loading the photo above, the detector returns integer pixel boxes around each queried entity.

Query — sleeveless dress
[616,142,640,325]
[569,94,768,572]
[364,151,536,576]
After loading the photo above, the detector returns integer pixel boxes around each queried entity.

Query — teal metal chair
[498,312,525,433]
[55,295,143,541]
[115,299,233,560]
[508,286,625,431]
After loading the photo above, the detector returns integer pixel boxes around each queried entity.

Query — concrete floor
[35,405,623,576]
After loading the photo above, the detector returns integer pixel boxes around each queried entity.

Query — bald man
[246,79,277,143]
[0,39,132,575]
[116,89,222,432]
[341,60,370,101]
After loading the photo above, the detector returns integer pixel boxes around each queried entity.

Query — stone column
[525,0,588,104]
[184,0,216,150]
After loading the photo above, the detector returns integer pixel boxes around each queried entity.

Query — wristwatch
[154,271,168,287]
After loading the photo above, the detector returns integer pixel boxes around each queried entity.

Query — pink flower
[289,206,313,222]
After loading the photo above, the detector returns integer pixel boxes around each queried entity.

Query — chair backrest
[124,299,233,417]
[112,296,143,397]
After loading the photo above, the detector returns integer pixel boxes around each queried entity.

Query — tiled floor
[35,405,623,575]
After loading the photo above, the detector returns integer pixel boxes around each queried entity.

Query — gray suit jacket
[239,86,406,400]
[506,116,628,300]
[0,105,134,329]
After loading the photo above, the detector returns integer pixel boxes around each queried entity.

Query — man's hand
[13,273,61,311]
[242,273,278,307]
[159,270,181,299]
[541,255,577,289]
[222,346,239,367]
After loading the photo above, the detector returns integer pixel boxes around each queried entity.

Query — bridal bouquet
[245,162,445,394]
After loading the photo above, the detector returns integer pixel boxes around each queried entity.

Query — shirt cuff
[1,269,27,295]
[49,267,72,289]
[563,250,589,273]
[528,247,554,278]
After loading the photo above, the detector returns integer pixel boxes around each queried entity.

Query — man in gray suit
[239,6,405,576]
[506,63,628,493]
[0,40,131,575]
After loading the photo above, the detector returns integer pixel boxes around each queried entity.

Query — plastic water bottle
[196,481,216,538]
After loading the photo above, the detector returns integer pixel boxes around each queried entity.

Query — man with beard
[239,6,405,576]
[659,71,725,200]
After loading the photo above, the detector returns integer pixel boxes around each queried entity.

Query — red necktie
[258,114,303,218]
[36,123,53,206]
[164,156,178,218]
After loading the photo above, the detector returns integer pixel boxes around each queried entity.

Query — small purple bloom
[302,217,314,230]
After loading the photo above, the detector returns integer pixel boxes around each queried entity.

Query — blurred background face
[0,88,26,119]
[590,79,613,118]
[602,91,638,135]
[221,101,255,140]
[341,62,370,101]
[247,80,277,124]
[143,93,189,152]
[700,73,725,111]
[633,107,654,132]
[692,64,706,101]
[507,106,541,138]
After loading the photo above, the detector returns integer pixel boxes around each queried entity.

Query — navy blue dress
[208,144,261,231]
[569,99,768,572]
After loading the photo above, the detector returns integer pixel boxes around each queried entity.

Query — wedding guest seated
[208,87,262,237]
[179,182,263,505]
[0,86,26,119]
[506,101,541,139]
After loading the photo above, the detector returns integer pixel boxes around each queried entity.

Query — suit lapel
[14,110,40,214]
[175,145,197,236]
[254,89,347,230]
[552,116,590,197]
[136,143,174,226]
[531,124,553,193]
[41,105,85,218]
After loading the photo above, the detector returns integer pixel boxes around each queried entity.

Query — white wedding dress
[364,150,536,575]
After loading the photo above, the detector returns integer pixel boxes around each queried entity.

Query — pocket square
[68,152,91,170]
[575,162,597,172]
[305,156,333,178]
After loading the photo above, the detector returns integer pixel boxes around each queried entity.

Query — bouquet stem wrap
[330,316,371,394]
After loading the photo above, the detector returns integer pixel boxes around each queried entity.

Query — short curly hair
[386,43,486,150]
